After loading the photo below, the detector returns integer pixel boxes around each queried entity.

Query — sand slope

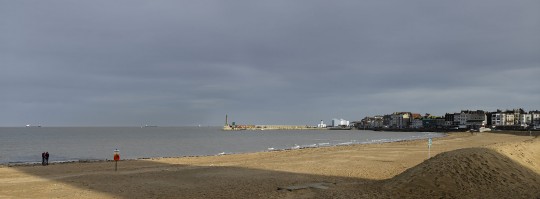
[384,138,540,198]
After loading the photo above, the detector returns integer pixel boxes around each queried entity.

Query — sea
[0,127,444,164]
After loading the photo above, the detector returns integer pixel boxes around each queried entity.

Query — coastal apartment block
[361,113,443,129]
[359,116,384,128]
[360,108,539,130]
[489,109,539,127]
[442,110,488,129]
[532,111,540,126]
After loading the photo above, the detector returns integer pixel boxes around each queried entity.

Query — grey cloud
[1,0,539,126]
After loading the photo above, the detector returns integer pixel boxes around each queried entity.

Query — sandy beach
[1,132,538,198]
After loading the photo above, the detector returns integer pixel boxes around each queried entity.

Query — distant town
[356,108,540,131]
[224,108,540,131]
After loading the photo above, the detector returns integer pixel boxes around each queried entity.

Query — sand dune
[385,139,540,198]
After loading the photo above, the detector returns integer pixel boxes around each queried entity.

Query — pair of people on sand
[41,152,49,166]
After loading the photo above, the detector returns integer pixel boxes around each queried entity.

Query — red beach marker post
[114,149,120,171]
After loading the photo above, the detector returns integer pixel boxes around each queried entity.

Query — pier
[222,125,326,131]
[223,114,327,131]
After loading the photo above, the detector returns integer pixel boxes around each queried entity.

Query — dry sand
[0,132,538,198]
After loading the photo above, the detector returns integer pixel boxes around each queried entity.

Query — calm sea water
[0,127,444,164]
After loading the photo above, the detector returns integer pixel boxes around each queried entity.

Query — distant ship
[25,124,42,128]
[142,124,158,128]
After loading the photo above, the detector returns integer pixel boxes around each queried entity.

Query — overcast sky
[1,1,539,126]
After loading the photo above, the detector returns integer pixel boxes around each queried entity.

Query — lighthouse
[317,120,327,128]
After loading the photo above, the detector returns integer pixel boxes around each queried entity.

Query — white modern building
[332,118,349,127]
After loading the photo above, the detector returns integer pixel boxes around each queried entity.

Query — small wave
[301,144,318,148]
[317,143,330,147]
[7,161,31,164]
[337,141,359,146]
[368,139,397,144]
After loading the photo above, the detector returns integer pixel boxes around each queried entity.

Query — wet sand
[1,132,538,198]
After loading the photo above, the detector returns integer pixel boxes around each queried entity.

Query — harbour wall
[223,125,327,131]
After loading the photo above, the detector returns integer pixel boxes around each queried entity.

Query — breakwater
[223,125,327,131]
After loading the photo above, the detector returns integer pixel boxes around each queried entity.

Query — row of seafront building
[357,108,540,130]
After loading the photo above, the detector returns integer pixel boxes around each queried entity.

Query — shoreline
[10,130,535,167]
[1,132,447,167]
[1,131,538,198]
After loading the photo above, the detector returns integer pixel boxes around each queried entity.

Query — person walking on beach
[45,152,49,165]
[41,152,46,166]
